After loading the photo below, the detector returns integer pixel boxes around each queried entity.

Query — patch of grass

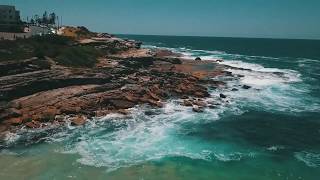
[56,46,100,67]
[0,35,101,67]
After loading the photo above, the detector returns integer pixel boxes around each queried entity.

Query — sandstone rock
[140,96,163,108]
[125,94,139,102]
[174,88,183,93]
[193,100,207,107]
[118,109,129,115]
[0,125,8,132]
[25,121,41,128]
[181,95,189,99]
[183,100,193,106]
[71,116,86,126]
[43,107,60,117]
[7,118,23,126]
[95,110,111,117]
[194,91,209,98]
[147,90,161,101]
[59,105,82,114]
[0,38,229,135]
[109,99,135,109]
[148,99,163,108]
[0,108,21,120]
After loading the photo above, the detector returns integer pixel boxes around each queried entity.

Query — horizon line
[115,33,320,41]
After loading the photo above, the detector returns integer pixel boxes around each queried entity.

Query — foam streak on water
[50,101,250,171]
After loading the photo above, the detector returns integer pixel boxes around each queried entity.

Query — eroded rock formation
[0,29,232,138]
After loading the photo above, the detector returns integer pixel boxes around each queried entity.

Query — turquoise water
[1,36,320,180]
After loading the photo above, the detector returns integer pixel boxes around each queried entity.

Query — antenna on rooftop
[57,15,59,29]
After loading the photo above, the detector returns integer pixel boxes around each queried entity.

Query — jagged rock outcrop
[0,30,231,137]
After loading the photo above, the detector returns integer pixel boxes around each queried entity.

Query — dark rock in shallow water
[220,93,227,98]
[225,71,233,77]
[208,105,217,109]
[231,88,239,91]
[242,85,252,89]
[193,106,204,113]
[144,110,161,116]
[144,111,155,116]
[195,57,202,61]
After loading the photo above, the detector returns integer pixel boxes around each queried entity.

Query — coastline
[1,27,320,179]
[0,27,240,144]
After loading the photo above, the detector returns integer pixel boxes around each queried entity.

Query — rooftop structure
[0,5,20,24]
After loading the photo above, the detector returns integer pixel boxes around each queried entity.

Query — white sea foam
[161,45,320,113]
[295,151,320,168]
[51,100,252,171]
[267,145,285,152]
[4,132,20,144]
[212,152,255,162]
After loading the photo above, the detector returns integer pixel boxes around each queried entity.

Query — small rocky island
[0,27,235,140]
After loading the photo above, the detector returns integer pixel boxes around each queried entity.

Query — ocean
[1,35,320,180]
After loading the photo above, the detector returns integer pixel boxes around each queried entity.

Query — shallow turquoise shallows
[1,36,320,180]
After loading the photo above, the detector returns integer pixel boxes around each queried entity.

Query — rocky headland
[0,27,240,142]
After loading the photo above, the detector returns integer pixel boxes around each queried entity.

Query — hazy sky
[2,0,320,39]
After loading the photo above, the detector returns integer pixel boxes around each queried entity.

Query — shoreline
[0,27,249,146]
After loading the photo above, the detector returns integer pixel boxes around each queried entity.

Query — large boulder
[193,100,207,107]
[183,100,193,106]
[71,116,86,126]
[25,121,41,128]
[220,94,227,98]
[242,85,252,89]
[109,99,135,109]
[195,57,202,61]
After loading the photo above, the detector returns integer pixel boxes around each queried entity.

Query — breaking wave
[3,45,320,172]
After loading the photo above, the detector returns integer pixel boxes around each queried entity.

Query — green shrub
[55,46,100,67]
[0,35,101,67]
